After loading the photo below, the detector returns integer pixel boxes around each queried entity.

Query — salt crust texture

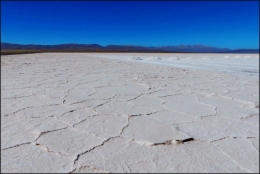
[1,53,259,173]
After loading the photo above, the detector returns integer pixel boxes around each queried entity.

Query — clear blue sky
[1,1,259,49]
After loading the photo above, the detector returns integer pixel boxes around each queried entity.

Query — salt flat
[1,53,259,173]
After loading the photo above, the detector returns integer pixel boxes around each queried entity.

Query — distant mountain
[1,42,103,50]
[225,49,259,53]
[159,44,231,53]
[1,42,259,53]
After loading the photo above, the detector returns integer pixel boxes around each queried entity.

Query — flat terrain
[1,50,44,55]
[1,53,259,173]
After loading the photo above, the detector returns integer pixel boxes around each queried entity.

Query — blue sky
[1,1,259,49]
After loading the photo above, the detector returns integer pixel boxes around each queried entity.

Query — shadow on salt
[144,56,163,60]
[128,56,143,61]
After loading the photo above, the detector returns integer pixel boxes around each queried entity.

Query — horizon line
[1,41,259,50]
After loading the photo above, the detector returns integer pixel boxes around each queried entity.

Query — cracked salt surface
[1,53,259,173]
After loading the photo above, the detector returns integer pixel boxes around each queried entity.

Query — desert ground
[1,53,259,173]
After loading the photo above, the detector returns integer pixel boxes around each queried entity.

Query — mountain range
[1,42,259,53]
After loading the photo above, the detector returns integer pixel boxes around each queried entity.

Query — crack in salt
[212,143,253,173]
[151,138,195,146]
[1,142,31,151]
[35,142,71,157]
